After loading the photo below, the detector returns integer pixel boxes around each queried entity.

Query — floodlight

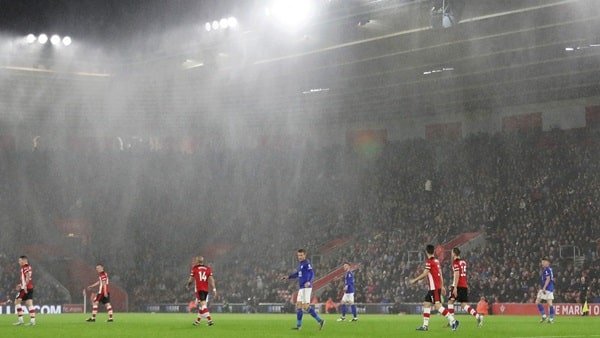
[268,0,314,29]
[50,35,61,45]
[220,18,229,29]
[38,34,48,44]
[227,17,238,28]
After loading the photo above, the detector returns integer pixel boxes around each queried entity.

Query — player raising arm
[410,244,459,331]
[281,249,325,331]
[187,256,216,326]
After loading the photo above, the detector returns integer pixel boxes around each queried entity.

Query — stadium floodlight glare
[267,0,314,29]
[50,34,61,45]
[38,34,48,44]
[227,17,238,28]
[212,20,220,30]
[205,22,212,31]
[62,36,72,46]
[220,18,229,29]
[26,34,36,44]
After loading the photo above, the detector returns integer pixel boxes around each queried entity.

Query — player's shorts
[297,288,312,304]
[341,293,355,304]
[536,289,554,301]
[448,287,469,303]
[94,293,111,304]
[16,289,34,301]
[196,291,209,302]
[424,289,442,303]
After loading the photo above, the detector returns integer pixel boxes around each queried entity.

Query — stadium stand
[0,128,599,310]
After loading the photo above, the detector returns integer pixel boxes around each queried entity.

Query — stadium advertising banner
[144,303,400,314]
[0,305,62,315]
[493,303,600,316]
[62,304,85,313]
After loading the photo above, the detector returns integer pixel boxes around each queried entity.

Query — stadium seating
[0,128,598,309]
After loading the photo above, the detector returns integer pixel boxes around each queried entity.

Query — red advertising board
[493,303,600,316]
[502,112,542,132]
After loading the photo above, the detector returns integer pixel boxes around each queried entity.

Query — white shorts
[536,289,554,301]
[297,288,312,304]
[341,293,355,304]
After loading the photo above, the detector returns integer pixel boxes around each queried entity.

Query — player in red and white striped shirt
[13,256,36,326]
[447,247,483,327]
[86,264,114,322]
[410,244,459,331]
[187,256,217,327]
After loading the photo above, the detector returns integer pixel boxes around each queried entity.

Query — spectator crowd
[0,127,599,309]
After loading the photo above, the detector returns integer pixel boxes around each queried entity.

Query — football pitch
[1,313,599,338]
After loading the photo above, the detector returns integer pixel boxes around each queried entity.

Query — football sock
[440,306,456,323]
[296,308,303,327]
[308,305,322,322]
[537,303,545,316]
[107,306,113,319]
[549,305,555,319]
[463,304,478,317]
[200,306,212,321]
[17,306,24,321]
[422,307,431,327]
[196,306,202,322]
[448,303,455,315]
[92,305,98,319]
[341,304,347,317]
[351,304,357,318]
[28,306,36,322]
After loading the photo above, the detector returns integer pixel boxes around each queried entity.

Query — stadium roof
[0,0,599,126]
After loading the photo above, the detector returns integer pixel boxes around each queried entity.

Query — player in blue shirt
[281,249,325,330]
[337,262,358,322]
[536,257,556,323]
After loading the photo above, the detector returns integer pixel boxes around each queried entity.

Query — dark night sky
[0,0,242,44]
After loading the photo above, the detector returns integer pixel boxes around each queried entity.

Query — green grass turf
[1,313,599,338]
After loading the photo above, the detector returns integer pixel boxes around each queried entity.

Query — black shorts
[424,289,442,303]
[449,287,469,303]
[196,291,209,302]
[16,289,34,301]
[95,293,111,304]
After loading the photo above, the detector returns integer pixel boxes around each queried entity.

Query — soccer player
[13,256,36,326]
[281,249,325,330]
[536,257,555,323]
[337,262,358,322]
[86,264,114,322]
[187,256,216,326]
[410,244,459,331]
[447,247,483,327]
